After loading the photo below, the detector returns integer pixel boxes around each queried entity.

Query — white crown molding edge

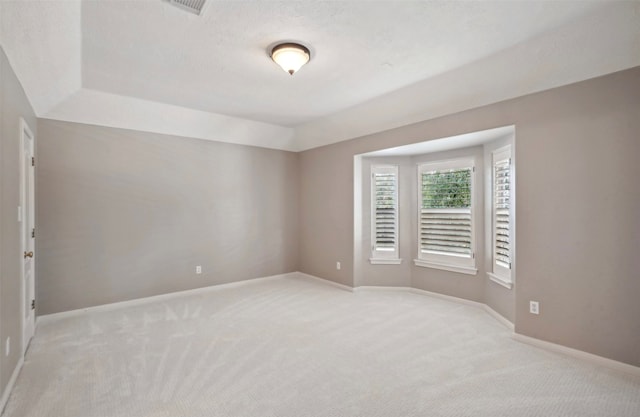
[4,2,639,153]
[42,89,297,152]
[292,3,640,151]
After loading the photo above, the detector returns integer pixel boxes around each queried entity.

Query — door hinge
[31,157,35,167]
[32,228,35,238]
[31,299,35,310]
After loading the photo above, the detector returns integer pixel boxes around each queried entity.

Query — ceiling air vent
[166,0,207,16]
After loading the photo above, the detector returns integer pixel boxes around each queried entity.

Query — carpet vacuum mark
[4,277,640,417]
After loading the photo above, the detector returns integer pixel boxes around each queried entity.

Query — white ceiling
[1,1,639,151]
[363,126,514,157]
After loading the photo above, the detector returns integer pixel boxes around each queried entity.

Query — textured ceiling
[1,1,639,151]
[0,0,81,115]
[81,0,603,126]
[364,126,514,157]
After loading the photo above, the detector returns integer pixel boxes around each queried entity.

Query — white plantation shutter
[492,147,512,282]
[421,208,471,256]
[494,158,511,268]
[371,165,399,259]
[417,159,476,270]
[374,173,396,250]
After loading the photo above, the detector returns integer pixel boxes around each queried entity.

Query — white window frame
[414,158,477,275]
[488,146,513,289]
[369,165,401,264]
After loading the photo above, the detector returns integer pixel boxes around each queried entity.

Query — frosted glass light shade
[271,43,310,75]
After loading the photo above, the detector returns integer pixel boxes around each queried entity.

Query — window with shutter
[489,146,513,287]
[370,165,400,263]
[415,159,476,274]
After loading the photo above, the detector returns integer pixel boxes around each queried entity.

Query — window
[370,165,401,264]
[489,146,513,288]
[415,159,477,274]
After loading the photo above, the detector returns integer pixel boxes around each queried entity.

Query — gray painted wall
[299,67,640,367]
[0,47,38,398]
[36,120,299,314]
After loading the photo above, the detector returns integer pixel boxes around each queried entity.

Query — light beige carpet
[4,276,640,417]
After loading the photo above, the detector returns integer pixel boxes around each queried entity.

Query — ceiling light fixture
[270,43,311,75]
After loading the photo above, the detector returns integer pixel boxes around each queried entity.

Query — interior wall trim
[35,271,640,379]
[483,305,515,331]
[512,333,640,378]
[297,272,353,292]
[306,273,640,375]
[38,272,298,324]
[353,285,514,331]
[0,355,24,415]
[405,287,485,309]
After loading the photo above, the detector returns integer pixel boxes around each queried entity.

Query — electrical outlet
[336,261,341,270]
[529,301,539,315]
[195,265,202,274]
[5,337,9,357]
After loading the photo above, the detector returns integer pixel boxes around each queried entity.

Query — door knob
[24,251,34,259]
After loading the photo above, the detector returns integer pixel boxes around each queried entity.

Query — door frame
[19,117,35,354]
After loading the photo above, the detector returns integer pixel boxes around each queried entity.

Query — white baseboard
[483,305,515,331]
[351,282,637,376]
[353,285,486,310]
[0,355,24,416]
[353,286,513,332]
[512,333,640,377]
[407,287,485,309]
[295,272,353,292]
[38,272,299,324]
[297,274,515,334]
[35,270,639,378]
[353,285,407,293]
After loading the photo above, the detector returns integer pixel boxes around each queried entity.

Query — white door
[20,119,35,353]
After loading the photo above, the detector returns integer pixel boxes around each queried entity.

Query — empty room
[1,1,639,416]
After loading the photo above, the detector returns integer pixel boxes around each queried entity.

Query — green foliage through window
[422,169,471,209]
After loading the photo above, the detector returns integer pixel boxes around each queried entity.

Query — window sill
[413,259,477,275]
[369,258,402,265]
[488,272,513,289]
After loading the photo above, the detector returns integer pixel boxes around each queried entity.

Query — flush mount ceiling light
[270,43,311,75]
